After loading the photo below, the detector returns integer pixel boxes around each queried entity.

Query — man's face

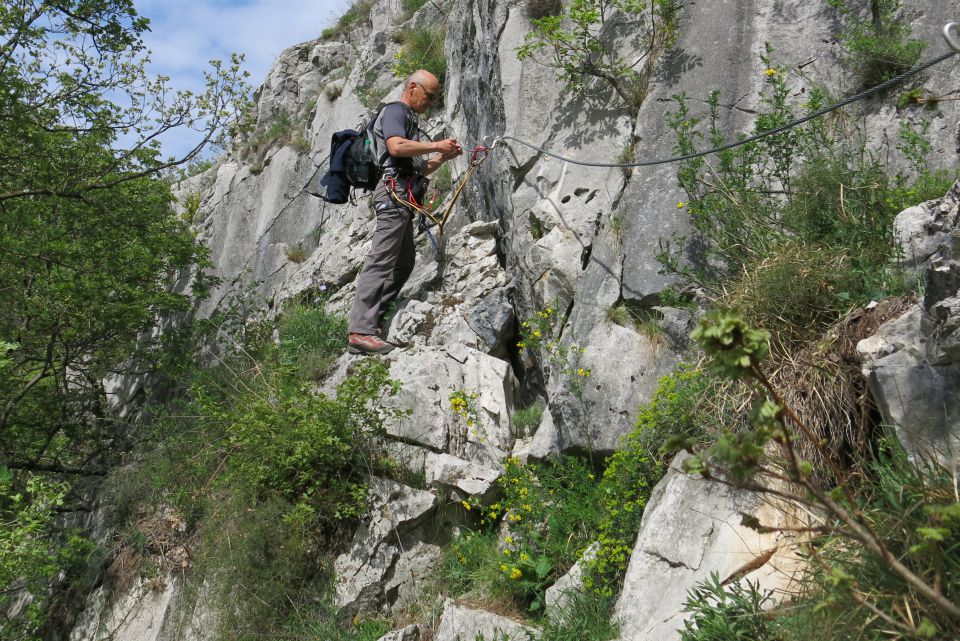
[410,79,439,113]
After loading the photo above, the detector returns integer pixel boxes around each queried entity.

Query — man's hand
[434,138,462,159]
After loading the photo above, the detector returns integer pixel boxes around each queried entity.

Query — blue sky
[136,0,348,159]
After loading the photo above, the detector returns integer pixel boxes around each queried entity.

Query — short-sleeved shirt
[372,102,425,205]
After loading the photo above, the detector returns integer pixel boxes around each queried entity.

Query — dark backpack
[318,108,385,204]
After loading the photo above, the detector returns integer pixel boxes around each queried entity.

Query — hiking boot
[347,333,395,355]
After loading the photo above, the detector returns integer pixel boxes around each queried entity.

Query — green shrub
[322,0,377,40]
[679,573,774,641]
[516,0,680,109]
[678,312,960,641]
[511,401,545,438]
[0,473,85,640]
[401,0,429,19]
[391,27,447,84]
[662,47,957,343]
[278,301,348,380]
[523,0,563,20]
[827,0,924,88]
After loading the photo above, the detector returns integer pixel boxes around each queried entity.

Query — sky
[136,0,348,159]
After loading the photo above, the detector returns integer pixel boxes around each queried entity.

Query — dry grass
[765,296,915,481]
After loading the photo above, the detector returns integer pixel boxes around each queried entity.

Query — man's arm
[386,136,461,159]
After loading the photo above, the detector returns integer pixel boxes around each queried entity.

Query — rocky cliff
[70,1,960,640]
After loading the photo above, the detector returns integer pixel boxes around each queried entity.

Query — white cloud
[134,0,350,157]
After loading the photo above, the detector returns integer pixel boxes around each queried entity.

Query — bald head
[401,69,441,113]
[407,70,438,88]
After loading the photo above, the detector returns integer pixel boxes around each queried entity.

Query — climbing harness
[386,143,491,240]
[482,28,960,169]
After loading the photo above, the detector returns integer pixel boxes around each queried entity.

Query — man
[347,69,462,355]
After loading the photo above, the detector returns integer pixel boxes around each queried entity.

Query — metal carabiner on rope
[481,135,501,150]
[944,22,960,52]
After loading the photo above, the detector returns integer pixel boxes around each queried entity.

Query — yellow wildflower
[764,68,777,77]
[510,567,522,580]
[501,563,509,572]
[505,536,514,544]
[519,552,530,562]
[461,500,471,510]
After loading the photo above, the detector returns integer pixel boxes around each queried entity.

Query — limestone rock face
[859,180,960,464]
[615,455,802,641]
[75,0,960,638]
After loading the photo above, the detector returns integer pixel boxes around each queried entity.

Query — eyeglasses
[414,82,438,103]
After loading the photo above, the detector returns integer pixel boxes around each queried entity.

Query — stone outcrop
[859,180,960,464]
[615,454,803,641]
[434,600,540,641]
[334,478,440,616]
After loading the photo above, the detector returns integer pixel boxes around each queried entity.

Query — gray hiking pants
[348,203,415,335]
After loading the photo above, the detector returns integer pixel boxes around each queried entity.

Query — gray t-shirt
[372,102,426,204]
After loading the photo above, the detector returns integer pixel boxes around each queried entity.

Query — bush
[401,0,429,19]
[828,0,924,88]
[278,301,349,380]
[523,0,563,20]
[392,27,447,84]
[103,300,404,641]
[662,48,956,344]
[587,366,711,595]
[679,573,774,641]
[322,0,377,40]
[511,401,544,438]
[678,312,960,641]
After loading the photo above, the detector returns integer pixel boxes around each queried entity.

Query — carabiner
[481,135,501,149]
[471,145,489,164]
[944,22,960,52]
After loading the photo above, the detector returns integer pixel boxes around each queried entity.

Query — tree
[0,2,249,634]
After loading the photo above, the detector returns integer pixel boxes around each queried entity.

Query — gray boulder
[615,454,802,641]
[434,599,540,641]
[334,478,439,616]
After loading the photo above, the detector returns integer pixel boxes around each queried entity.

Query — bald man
[347,70,462,355]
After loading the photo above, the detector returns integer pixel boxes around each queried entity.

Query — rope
[490,49,958,168]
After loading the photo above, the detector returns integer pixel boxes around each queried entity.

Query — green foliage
[764,443,960,641]
[430,162,454,193]
[0,6,248,626]
[0,4,245,449]
[518,306,591,394]
[391,27,448,83]
[684,312,960,640]
[443,457,606,614]
[0,473,91,641]
[220,361,394,525]
[278,301,349,380]
[516,0,681,108]
[485,456,605,612]
[322,0,377,40]
[540,591,620,641]
[523,0,564,20]
[101,294,403,640]
[662,47,956,342]
[355,64,390,111]
[402,0,430,19]
[679,573,774,641]
[828,0,924,88]
[240,109,312,163]
[587,366,710,595]
[690,310,771,380]
[511,402,545,438]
